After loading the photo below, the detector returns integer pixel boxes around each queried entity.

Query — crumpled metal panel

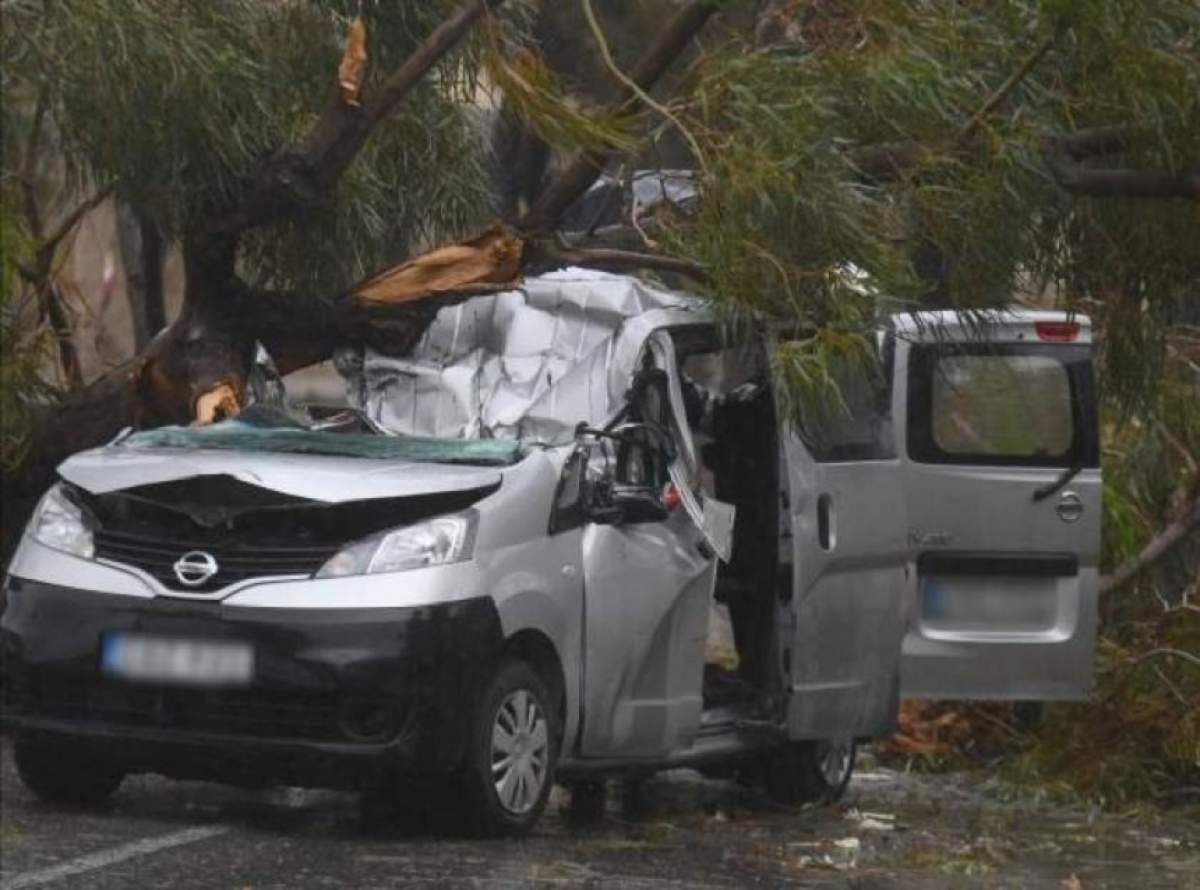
[340,269,706,443]
[58,445,504,502]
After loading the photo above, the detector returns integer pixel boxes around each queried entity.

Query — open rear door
[896,311,1101,700]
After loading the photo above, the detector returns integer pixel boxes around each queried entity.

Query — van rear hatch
[895,310,1101,700]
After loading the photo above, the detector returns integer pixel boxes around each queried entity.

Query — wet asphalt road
[0,734,1196,889]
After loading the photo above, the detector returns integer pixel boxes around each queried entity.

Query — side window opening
[793,334,896,463]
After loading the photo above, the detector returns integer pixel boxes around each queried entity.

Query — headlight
[30,483,95,559]
[315,512,477,579]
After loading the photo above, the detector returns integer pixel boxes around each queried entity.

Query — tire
[762,737,856,806]
[14,734,125,805]
[458,658,558,837]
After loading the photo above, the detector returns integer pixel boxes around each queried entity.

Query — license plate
[101,633,254,686]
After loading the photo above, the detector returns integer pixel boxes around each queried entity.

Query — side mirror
[575,421,675,526]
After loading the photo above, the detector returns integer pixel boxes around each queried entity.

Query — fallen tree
[3,0,723,514]
[3,1,1197,567]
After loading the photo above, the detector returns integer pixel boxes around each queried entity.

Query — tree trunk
[39,283,83,390]
[116,203,167,351]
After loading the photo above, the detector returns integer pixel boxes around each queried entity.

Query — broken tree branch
[226,0,507,232]
[1046,125,1130,160]
[353,0,506,152]
[1099,494,1200,596]
[36,187,113,266]
[19,88,48,241]
[849,125,1133,180]
[847,125,1196,200]
[954,34,1054,145]
[42,282,83,390]
[537,241,709,283]
[849,31,1056,176]
[517,0,718,232]
[581,0,707,175]
[1044,125,1199,199]
[337,17,368,108]
[1050,163,1200,199]
[1131,647,1200,670]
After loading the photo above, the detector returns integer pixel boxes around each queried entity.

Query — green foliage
[483,30,639,157]
[663,0,1198,416]
[0,202,58,472]
[645,1,1198,805]
[0,0,528,459]
[1010,624,1199,809]
[1043,327,1200,808]
[0,0,506,293]
[771,327,876,428]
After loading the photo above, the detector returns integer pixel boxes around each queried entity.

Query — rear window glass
[908,343,1098,468]
[930,354,1072,458]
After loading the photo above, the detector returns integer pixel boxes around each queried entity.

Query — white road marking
[1,825,228,890]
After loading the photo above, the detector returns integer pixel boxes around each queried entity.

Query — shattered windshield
[119,407,526,466]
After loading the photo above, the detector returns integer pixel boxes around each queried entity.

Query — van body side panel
[480,450,585,754]
[579,512,714,758]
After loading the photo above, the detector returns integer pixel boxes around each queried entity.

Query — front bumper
[0,577,502,789]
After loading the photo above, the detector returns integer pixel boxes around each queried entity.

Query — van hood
[58,446,505,503]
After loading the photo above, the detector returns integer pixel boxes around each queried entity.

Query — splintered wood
[351,226,525,303]
[338,18,368,107]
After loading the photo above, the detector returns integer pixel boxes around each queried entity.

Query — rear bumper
[0,577,502,789]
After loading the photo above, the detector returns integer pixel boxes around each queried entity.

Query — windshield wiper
[1032,462,1083,502]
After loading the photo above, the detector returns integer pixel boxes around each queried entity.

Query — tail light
[1035,321,1080,342]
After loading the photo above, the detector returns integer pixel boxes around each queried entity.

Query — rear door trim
[917,552,1078,577]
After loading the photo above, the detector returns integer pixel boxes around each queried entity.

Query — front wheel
[762,737,856,806]
[14,733,125,805]
[458,659,557,836]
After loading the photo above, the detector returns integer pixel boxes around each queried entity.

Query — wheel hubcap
[818,738,854,787]
[491,690,549,815]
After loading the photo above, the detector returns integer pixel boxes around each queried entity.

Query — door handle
[1056,491,1084,523]
[817,493,835,550]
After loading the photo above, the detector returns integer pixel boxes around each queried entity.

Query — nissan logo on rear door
[173,550,219,587]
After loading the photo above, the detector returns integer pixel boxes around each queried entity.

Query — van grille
[10,673,357,742]
[94,529,338,593]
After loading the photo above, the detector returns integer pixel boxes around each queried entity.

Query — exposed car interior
[667,332,784,719]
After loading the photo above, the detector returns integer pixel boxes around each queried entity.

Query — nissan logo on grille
[173,551,219,587]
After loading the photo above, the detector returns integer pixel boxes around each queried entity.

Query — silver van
[0,271,1100,835]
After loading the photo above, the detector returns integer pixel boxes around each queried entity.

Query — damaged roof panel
[338,268,706,442]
